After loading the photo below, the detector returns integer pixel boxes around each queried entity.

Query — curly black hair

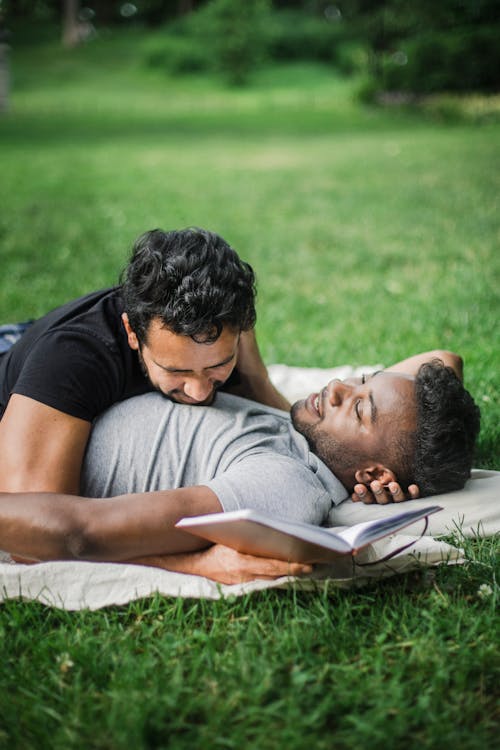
[396,360,481,496]
[120,228,256,344]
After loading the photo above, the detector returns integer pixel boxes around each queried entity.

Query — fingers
[370,481,391,504]
[238,551,312,578]
[387,482,407,502]
[351,480,420,505]
[205,545,313,584]
[352,481,411,504]
[352,484,372,503]
[352,481,389,504]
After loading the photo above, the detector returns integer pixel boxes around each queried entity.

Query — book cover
[176,505,442,563]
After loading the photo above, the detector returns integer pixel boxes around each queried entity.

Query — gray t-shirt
[80,392,348,526]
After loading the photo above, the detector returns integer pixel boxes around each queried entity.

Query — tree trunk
[0,35,9,114]
[62,0,81,49]
[178,0,194,15]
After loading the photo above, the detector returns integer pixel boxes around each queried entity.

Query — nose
[183,375,214,402]
[327,379,353,406]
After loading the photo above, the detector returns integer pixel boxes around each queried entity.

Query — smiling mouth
[307,392,321,417]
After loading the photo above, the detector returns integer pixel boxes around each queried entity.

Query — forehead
[369,371,416,425]
[144,320,239,369]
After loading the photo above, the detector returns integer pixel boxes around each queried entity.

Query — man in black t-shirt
[0,228,289,496]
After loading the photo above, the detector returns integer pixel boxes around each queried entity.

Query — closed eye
[208,354,237,370]
[355,399,363,421]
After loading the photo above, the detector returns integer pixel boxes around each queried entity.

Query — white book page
[336,506,442,549]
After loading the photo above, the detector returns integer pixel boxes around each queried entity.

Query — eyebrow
[154,352,236,374]
[369,391,378,424]
[368,371,382,424]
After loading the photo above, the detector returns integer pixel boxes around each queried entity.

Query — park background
[0,1,499,748]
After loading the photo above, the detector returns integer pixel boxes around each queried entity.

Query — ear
[121,312,139,351]
[354,464,398,487]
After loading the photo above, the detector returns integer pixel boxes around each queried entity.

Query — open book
[176,505,443,563]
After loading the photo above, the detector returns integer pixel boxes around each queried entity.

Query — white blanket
[0,364,497,610]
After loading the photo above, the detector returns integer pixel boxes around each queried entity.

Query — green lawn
[0,27,498,749]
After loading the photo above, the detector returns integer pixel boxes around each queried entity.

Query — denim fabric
[0,321,34,354]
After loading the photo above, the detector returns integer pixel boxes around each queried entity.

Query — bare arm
[0,485,222,562]
[0,395,91,493]
[385,350,463,381]
[131,545,313,584]
[226,330,291,411]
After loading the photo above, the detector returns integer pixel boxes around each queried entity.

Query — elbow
[64,527,92,560]
[57,502,106,561]
[59,514,97,561]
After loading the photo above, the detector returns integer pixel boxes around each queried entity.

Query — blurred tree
[1,0,206,28]
[62,0,80,47]
[146,0,271,83]
[339,0,500,93]
[140,0,201,25]
[0,2,9,113]
[203,0,272,84]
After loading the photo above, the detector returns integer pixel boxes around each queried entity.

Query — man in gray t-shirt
[0,351,479,583]
[81,392,347,526]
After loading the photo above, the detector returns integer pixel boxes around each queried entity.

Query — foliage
[381,25,500,94]
[197,0,272,85]
[266,8,341,64]
[144,31,210,74]
[339,0,500,94]
[420,93,500,125]
[5,1,499,93]
[145,0,272,84]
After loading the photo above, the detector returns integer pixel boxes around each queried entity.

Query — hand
[136,544,313,584]
[10,554,38,564]
[351,480,420,504]
[188,545,313,584]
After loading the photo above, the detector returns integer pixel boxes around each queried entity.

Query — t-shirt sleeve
[206,452,333,526]
[11,329,124,421]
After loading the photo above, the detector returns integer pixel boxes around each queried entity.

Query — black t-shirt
[0,288,152,421]
[0,287,242,421]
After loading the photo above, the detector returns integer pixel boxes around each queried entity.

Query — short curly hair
[395,360,481,496]
[121,228,256,344]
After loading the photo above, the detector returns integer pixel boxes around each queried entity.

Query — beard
[291,402,362,490]
[136,347,168,397]
[136,347,218,405]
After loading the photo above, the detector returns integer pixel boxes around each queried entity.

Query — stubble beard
[291,401,358,490]
[136,347,218,405]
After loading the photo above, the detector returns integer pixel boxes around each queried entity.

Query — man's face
[291,371,417,489]
[123,315,239,405]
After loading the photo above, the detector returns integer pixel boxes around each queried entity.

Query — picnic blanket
[0,363,498,610]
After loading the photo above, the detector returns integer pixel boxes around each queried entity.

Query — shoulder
[208,451,334,525]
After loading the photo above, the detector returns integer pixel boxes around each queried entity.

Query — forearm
[0,491,86,560]
[385,350,463,381]
[229,329,291,410]
[0,486,220,562]
[129,544,313,584]
[130,550,211,576]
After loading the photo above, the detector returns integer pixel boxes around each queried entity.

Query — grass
[0,26,499,749]
[1,544,498,750]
